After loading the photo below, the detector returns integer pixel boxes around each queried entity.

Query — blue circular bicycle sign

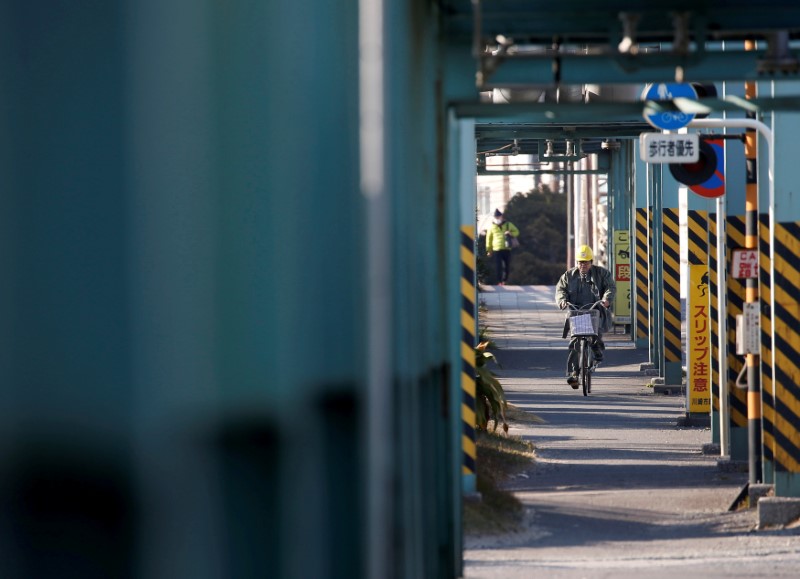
[641,83,697,130]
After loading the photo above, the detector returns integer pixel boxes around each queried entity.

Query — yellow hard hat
[576,245,594,261]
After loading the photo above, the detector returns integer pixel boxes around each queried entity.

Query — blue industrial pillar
[649,165,665,372]
[757,78,776,485]
[0,1,367,577]
[607,141,634,336]
[634,144,651,349]
[0,1,467,578]
[660,169,683,387]
[444,37,480,576]
[769,79,800,497]
[721,82,749,462]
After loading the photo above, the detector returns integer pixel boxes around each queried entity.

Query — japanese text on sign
[650,138,694,158]
[613,230,631,324]
[731,249,758,279]
[688,264,711,414]
[639,133,700,164]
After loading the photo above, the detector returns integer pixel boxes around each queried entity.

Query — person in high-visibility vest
[485,208,519,286]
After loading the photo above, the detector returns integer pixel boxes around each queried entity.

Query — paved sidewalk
[479,283,638,352]
[464,285,800,579]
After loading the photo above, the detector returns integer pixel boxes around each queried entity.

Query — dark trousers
[493,249,511,284]
[566,335,605,374]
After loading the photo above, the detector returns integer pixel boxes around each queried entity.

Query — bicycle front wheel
[580,339,590,397]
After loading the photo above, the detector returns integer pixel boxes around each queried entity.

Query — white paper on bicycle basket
[570,313,596,335]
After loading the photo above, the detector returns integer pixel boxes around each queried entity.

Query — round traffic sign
[641,83,697,130]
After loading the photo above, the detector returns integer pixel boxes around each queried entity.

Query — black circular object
[669,140,717,186]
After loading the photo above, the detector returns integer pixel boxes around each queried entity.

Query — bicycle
[564,301,605,397]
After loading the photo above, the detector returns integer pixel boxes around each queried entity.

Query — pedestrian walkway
[478,284,666,405]
[479,283,636,352]
[464,285,800,579]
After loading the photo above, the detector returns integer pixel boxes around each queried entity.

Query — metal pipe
[477,169,606,176]
[743,59,763,485]
[472,0,482,58]
[566,162,573,267]
[717,195,730,457]
[360,0,392,575]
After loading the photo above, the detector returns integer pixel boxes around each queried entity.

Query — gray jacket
[556,265,616,338]
[555,264,616,308]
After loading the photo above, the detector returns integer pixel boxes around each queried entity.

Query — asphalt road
[463,287,800,579]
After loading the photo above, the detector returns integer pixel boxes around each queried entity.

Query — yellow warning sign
[688,264,711,413]
[613,230,631,324]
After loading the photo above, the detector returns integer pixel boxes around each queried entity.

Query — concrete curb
[654,384,685,396]
[718,458,748,473]
[758,497,800,528]
[676,413,711,427]
[749,483,774,506]
[648,376,687,396]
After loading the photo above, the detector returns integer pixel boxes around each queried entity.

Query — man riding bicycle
[555,245,616,387]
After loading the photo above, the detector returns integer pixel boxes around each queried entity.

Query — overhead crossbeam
[456,94,800,123]
[478,48,800,88]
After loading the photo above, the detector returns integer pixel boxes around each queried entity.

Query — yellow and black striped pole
[460,226,477,487]
[727,215,748,450]
[662,208,683,370]
[759,213,775,482]
[709,214,722,434]
[744,67,762,484]
[772,222,800,478]
[635,208,649,347]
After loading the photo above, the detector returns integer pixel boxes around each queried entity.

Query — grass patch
[463,431,535,536]
[504,403,546,425]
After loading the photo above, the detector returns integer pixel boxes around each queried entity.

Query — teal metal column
[444,37,480,579]
[0,2,367,578]
[650,165,665,372]
[0,5,139,576]
[721,83,749,462]
[446,111,478,579]
[756,78,776,485]
[634,146,651,349]
[661,170,683,386]
[718,80,745,460]
[607,142,634,335]
[770,80,800,497]
[384,2,462,577]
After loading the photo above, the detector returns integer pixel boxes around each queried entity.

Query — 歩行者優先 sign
[639,133,699,163]
[731,249,758,279]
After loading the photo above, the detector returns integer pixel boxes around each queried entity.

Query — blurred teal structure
[0,1,468,577]
[4,2,800,579]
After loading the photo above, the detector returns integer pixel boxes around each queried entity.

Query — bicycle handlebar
[564,301,607,311]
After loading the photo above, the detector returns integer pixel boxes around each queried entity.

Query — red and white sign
[732,249,758,279]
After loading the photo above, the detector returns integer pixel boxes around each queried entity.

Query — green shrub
[475,341,507,433]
